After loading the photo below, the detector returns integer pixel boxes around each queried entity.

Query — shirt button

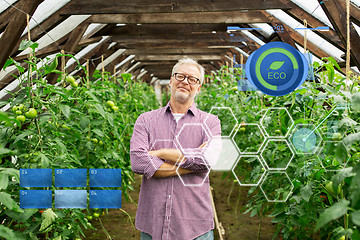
[168,195,171,199]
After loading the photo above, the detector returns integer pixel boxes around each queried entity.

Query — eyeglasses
[173,73,200,85]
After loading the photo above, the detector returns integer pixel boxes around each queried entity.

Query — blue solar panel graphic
[20,169,52,187]
[55,190,87,209]
[89,190,122,209]
[54,169,87,187]
[89,169,121,187]
[20,190,52,209]
[20,168,122,209]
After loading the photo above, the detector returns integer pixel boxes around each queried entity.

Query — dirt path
[83,172,275,240]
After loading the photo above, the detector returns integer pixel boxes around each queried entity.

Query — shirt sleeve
[179,114,222,172]
[130,114,164,179]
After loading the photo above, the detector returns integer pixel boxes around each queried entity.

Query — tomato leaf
[93,129,104,137]
[0,225,25,240]
[14,130,33,144]
[267,61,285,70]
[4,208,37,222]
[0,148,12,156]
[39,209,57,232]
[315,199,349,231]
[352,210,360,226]
[0,173,9,190]
[352,229,360,240]
[0,192,23,212]
[3,59,14,70]
[327,56,342,71]
[300,182,313,202]
[94,104,106,119]
[59,104,71,119]
[79,116,90,130]
[332,167,355,190]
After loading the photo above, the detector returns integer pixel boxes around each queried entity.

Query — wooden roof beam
[10,1,71,58]
[279,0,344,51]
[135,55,224,61]
[62,0,288,15]
[0,1,23,33]
[46,22,90,84]
[0,0,43,70]
[318,0,360,70]
[101,24,228,36]
[261,11,297,48]
[125,48,230,55]
[88,11,269,24]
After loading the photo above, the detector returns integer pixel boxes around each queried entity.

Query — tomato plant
[0,40,159,239]
[196,59,360,239]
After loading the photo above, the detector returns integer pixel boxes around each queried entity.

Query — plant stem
[99,217,112,240]
[257,214,262,240]
[119,208,136,231]
[227,180,235,206]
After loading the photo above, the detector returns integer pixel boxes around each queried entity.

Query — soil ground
[83,172,276,240]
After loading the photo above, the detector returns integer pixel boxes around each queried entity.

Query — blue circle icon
[245,42,308,96]
[292,128,317,153]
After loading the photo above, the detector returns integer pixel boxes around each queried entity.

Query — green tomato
[112,105,119,111]
[86,215,93,221]
[16,115,26,122]
[18,104,25,111]
[91,138,98,144]
[93,212,100,218]
[332,133,342,141]
[239,127,246,132]
[106,100,115,108]
[325,182,335,195]
[275,129,281,134]
[15,110,22,115]
[25,108,37,119]
[338,236,345,240]
[75,238,82,240]
[332,159,340,166]
[65,75,76,84]
[98,140,103,146]
[70,82,78,88]
[12,106,19,112]
[325,181,341,195]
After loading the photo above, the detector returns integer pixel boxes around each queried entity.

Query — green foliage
[196,61,360,239]
[0,41,159,239]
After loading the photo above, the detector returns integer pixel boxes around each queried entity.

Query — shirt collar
[164,101,198,116]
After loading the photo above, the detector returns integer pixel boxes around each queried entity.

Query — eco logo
[245,42,309,96]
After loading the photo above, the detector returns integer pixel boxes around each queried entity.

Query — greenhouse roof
[0,0,360,101]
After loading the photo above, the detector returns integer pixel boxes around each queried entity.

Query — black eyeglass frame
[172,73,201,85]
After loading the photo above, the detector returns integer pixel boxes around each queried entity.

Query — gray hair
[171,58,205,84]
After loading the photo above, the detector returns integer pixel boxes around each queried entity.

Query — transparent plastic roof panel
[266,9,344,60]
[21,0,71,36]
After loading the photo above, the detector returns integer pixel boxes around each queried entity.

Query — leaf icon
[267,61,285,70]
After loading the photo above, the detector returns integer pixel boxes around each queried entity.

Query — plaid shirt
[130,102,221,240]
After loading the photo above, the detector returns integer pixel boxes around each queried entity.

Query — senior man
[130,58,221,240]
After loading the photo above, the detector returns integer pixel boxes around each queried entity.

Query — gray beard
[173,89,194,104]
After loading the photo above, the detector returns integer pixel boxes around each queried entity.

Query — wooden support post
[0,0,43,69]
[318,0,360,71]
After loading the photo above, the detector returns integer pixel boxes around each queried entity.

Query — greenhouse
[1,0,360,239]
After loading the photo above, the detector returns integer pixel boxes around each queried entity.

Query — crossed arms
[149,142,207,178]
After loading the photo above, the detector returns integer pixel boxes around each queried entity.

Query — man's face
[169,64,202,104]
